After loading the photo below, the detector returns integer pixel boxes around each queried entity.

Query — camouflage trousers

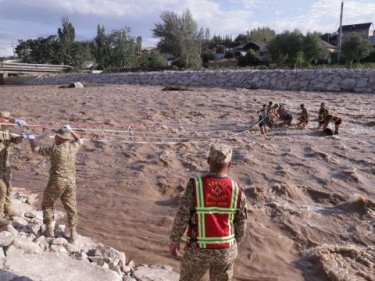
[180,243,238,281]
[42,177,77,227]
[0,170,12,215]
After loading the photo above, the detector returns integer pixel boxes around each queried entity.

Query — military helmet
[55,127,72,140]
[209,144,232,164]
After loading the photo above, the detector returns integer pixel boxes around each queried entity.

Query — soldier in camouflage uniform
[296,104,309,128]
[169,144,248,281]
[318,102,329,129]
[322,112,342,135]
[0,111,27,227]
[27,125,82,242]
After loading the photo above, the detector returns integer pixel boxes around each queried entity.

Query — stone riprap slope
[0,191,178,281]
[27,69,375,93]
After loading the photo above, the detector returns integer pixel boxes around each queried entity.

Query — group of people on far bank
[258,102,342,136]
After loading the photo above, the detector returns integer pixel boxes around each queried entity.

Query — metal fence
[0,62,71,73]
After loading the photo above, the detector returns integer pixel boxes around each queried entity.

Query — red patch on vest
[212,186,223,196]
[205,179,231,208]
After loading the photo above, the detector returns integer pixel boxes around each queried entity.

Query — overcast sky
[0,0,374,56]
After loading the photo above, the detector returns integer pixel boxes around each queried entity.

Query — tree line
[13,11,375,70]
[15,17,167,71]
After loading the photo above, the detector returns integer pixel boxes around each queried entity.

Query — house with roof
[322,22,374,48]
[227,41,270,59]
[340,22,373,41]
[340,22,375,47]
[318,39,337,53]
[230,44,247,57]
[245,42,269,58]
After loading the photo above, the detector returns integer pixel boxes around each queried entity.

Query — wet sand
[1,84,374,281]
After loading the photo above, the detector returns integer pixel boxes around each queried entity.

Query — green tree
[303,33,329,66]
[137,51,166,70]
[201,50,216,65]
[57,17,76,65]
[72,41,94,68]
[136,36,143,55]
[362,49,375,63]
[204,28,210,41]
[105,27,137,68]
[152,9,204,68]
[234,33,250,43]
[16,17,91,68]
[209,35,224,48]
[15,36,59,64]
[206,35,236,49]
[248,27,275,43]
[341,33,372,65]
[15,40,31,62]
[94,25,107,69]
[268,30,304,67]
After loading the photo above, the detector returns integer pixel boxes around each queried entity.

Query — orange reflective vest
[187,176,241,249]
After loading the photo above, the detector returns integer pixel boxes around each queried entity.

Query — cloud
[0,45,13,57]
[227,0,264,9]
[285,0,375,33]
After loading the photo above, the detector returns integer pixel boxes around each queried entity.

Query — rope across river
[0,119,263,145]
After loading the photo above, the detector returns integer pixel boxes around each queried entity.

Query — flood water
[2,85,374,281]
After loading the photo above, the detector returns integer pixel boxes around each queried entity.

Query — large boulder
[13,237,43,254]
[0,231,15,247]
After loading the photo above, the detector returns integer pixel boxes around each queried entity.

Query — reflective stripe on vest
[194,176,239,249]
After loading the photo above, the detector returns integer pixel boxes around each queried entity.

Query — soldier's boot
[69,227,77,243]
[0,217,10,228]
[5,207,21,219]
[44,221,55,238]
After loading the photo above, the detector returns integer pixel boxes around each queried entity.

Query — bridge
[0,62,71,84]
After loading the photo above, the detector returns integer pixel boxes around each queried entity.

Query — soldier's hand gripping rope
[21,133,35,140]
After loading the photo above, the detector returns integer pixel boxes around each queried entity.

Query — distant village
[201,22,375,68]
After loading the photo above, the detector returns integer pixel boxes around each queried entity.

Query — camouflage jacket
[170,173,248,244]
[0,130,19,172]
[301,108,309,120]
[318,108,329,121]
[35,140,82,180]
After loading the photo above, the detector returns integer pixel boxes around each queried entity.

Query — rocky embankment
[26,69,375,93]
[0,190,179,281]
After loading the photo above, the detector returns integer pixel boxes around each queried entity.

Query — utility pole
[337,0,344,64]
[11,39,15,58]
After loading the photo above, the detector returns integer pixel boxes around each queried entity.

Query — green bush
[224,51,234,59]
[341,33,372,65]
[362,49,375,63]
[201,50,216,65]
[237,49,263,66]
[137,51,167,70]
